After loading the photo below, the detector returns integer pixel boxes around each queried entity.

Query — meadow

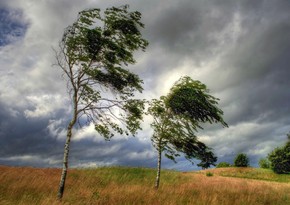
[0,165,290,205]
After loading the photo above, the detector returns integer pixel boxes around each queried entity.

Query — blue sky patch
[0,8,28,46]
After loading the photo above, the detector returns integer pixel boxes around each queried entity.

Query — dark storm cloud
[148,1,233,54]
[0,100,70,166]
[137,0,290,93]
[136,0,237,81]
[0,97,159,168]
[0,111,57,166]
[218,22,290,90]
[68,135,192,170]
[214,0,290,125]
[68,137,156,168]
[130,0,237,91]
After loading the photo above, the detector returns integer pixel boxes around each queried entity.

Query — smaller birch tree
[148,76,227,189]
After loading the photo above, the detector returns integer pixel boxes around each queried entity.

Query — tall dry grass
[0,165,290,205]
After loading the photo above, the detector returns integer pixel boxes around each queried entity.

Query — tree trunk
[155,147,162,189]
[57,122,75,200]
[57,90,78,200]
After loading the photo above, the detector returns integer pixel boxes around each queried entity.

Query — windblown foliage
[58,6,148,138]
[55,5,148,199]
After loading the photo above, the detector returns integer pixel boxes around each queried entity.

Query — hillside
[198,167,290,183]
[0,165,290,205]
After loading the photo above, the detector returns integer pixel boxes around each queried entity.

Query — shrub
[258,158,270,169]
[268,146,290,174]
[268,134,290,174]
[216,162,231,168]
[206,172,213,177]
[234,153,249,167]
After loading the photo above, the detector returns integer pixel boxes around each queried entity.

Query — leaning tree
[148,76,227,189]
[54,5,148,199]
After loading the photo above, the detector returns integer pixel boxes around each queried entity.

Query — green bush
[268,134,290,174]
[234,153,249,167]
[268,147,290,174]
[259,158,270,169]
[206,172,213,177]
[216,162,231,168]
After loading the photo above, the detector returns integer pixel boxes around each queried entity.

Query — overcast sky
[1,0,290,171]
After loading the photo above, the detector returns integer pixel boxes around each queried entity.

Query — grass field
[0,165,290,205]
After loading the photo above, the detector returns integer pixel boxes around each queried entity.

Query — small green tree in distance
[148,76,228,189]
[55,5,148,199]
[234,153,249,167]
[259,158,270,169]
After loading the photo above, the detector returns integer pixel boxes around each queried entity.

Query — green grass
[75,166,186,185]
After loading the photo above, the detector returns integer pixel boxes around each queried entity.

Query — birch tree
[54,5,148,199]
[148,76,227,189]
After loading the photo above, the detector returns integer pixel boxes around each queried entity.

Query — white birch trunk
[57,91,78,200]
[57,122,74,200]
[155,147,162,189]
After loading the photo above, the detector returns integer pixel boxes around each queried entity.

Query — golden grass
[0,165,290,205]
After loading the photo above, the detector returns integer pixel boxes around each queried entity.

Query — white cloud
[199,120,288,159]
[47,119,67,140]
[73,123,104,142]
[1,154,61,166]
[24,94,68,118]
[71,161,115,168]
[126,150,155,160]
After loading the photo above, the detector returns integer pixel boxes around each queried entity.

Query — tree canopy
[56,5,148,139]
[165,76,228,126]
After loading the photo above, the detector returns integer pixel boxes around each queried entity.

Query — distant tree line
[216,153,250,168]
[215,135,290,175]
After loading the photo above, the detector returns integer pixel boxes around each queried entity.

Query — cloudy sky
[1,0,290,171]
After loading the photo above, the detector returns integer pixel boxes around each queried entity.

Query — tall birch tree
[148,76,227,189]
[54,5,148,199]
